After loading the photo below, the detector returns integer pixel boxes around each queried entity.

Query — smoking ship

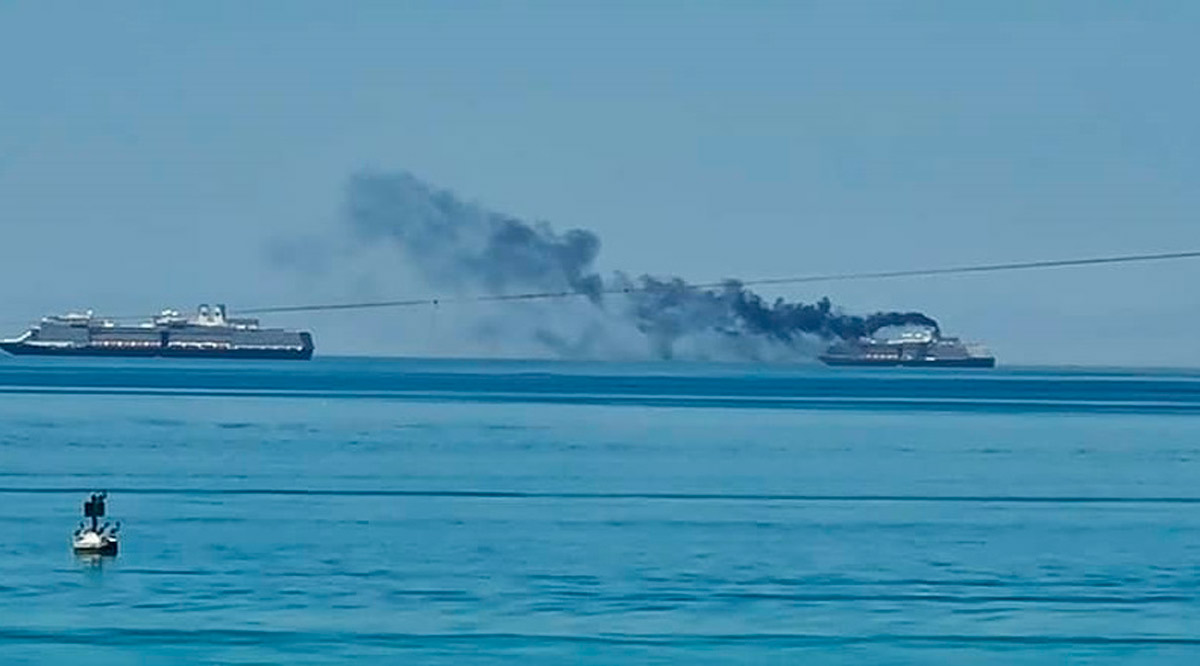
[820,328,995,368]
[0,304,313,360]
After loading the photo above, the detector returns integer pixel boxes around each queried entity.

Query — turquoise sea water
[1,356,1200,664]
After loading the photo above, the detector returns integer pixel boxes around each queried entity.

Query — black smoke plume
[338,171,940,360]
[348,173,603,301]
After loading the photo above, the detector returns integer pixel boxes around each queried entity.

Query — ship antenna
[83,492,106,532]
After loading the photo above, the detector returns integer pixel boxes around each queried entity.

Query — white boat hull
[72,530,118,555]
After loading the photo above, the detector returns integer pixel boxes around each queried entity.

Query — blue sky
[1,2,1197,365]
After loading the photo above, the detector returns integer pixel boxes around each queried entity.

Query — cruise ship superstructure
[819,328,995,368]
[0,304,313,360]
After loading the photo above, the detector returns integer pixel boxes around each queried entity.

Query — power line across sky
[1,249,1197,329]
[235,249,1200,317]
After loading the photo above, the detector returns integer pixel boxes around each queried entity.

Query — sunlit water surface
[1,357,1199,664]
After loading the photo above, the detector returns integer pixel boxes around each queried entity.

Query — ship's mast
[83,492,106,531]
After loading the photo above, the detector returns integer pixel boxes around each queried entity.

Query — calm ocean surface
[2,356,1200,664]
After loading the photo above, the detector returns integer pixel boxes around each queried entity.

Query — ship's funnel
[862,313,940,338]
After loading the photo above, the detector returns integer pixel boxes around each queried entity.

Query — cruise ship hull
[1,306,315,361]
[0,342,313,360]
[819,330,996,369]
[820,355,995,368]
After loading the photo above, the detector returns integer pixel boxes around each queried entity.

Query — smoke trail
[330,170,940,360]
[348,173,604,301]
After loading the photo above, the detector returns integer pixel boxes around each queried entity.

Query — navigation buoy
[72,492,119,556]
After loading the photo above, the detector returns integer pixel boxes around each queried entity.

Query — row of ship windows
[89,341,232,347]
[88,342,304,350]
[89,338,298,343]
[90,341,158,347]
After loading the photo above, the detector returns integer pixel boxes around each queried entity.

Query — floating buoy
[72,492,118,556]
